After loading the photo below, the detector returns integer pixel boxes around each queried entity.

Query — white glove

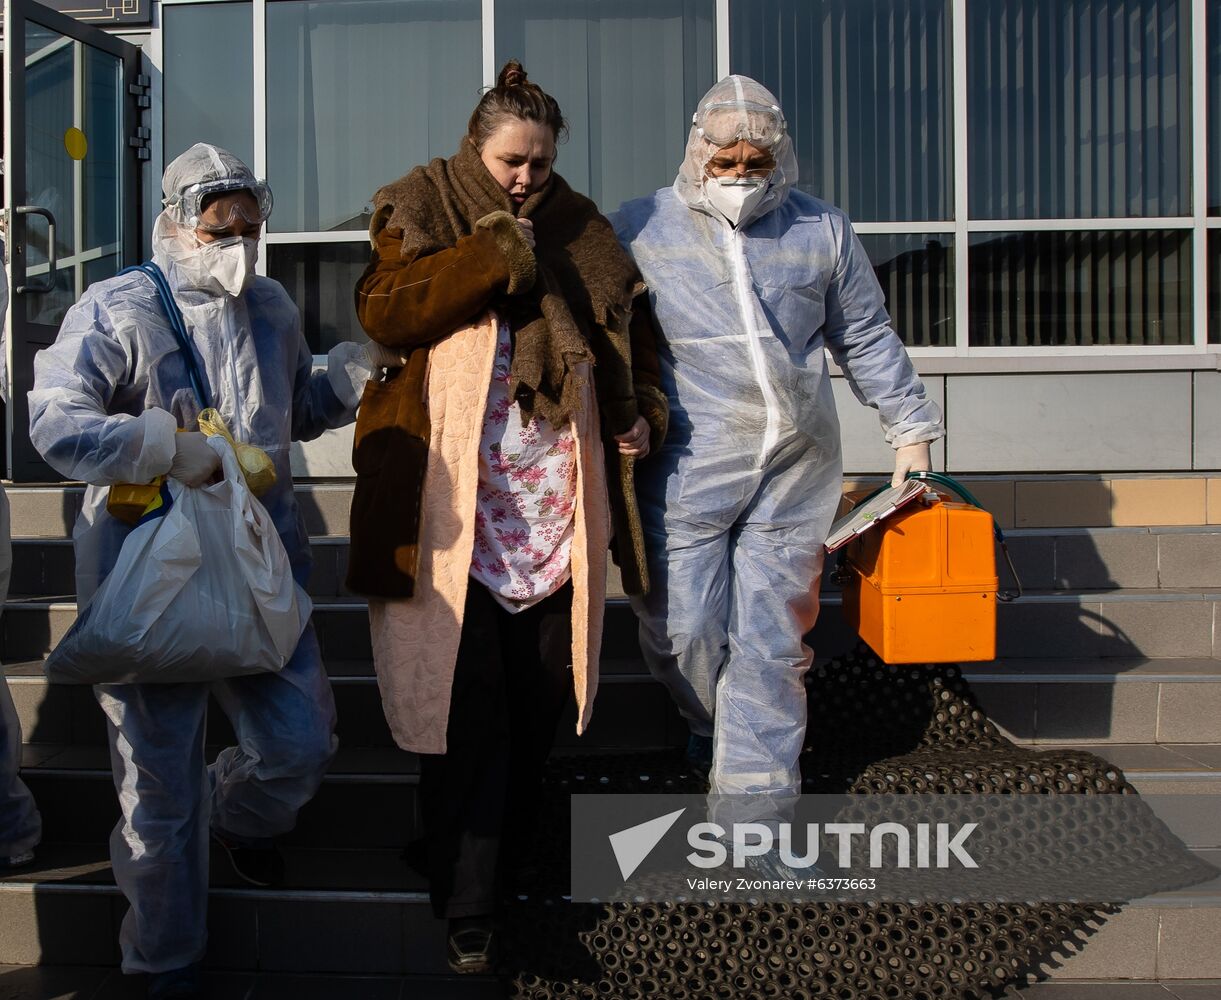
[891,441,932,488]
[168,432,222,487]
[365,341,407,370]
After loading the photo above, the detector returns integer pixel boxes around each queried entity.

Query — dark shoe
[447,915,495,975]
[401,836,429,880]
[147,964,202,999]
[0,850,35,871]
[685,732,713,783]
[211,830,285,888]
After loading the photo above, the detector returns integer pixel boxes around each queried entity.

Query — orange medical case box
[840,494,998,664]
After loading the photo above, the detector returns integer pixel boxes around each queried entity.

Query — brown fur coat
[350,141,667,598]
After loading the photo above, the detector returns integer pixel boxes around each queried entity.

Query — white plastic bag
[45,437,311,684]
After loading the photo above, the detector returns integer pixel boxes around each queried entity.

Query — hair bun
[499,60,528,89]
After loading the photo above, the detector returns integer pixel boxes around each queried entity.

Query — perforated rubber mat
[497,647,1216,999]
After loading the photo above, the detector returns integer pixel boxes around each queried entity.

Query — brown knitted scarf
[374,138,641,430]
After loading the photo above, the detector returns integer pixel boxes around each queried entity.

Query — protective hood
[151,212,256,299]
[674,75,798,228]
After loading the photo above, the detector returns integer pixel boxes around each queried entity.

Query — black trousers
[418,579,573,919]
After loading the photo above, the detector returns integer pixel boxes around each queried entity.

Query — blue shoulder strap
[118,261,213,411]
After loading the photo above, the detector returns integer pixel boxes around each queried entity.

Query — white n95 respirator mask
[197,236,259,298]
[703,176,769,227]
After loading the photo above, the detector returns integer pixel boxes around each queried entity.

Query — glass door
[3,0,142,480]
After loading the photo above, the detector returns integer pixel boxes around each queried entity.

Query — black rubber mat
[498,647,1217,1000]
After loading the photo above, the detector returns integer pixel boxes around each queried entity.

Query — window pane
[968,0,1190,219]
[267,242,371,354]
[268,0,481,233]
[859,234,955,347]
[164,3,254,167]
[1210,230,1221,342]
[495,0,715,212]
[969,231,1191,346]
[730,0,953,223]
[1210,0,1221,215]
[83,46,121,256]
[25,24,76,263]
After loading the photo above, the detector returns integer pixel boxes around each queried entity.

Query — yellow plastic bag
[106,479,165,525]
[197,408,276,497]
[106,413,276,523]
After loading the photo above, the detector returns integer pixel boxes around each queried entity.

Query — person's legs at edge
[0,485,40,867]
[0,679,42,865]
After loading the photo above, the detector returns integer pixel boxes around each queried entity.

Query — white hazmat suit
[612,78,943,825]
[28,144,373,975]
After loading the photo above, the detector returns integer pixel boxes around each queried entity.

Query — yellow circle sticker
[64,128,88,161]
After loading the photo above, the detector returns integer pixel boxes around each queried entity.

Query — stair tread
[18,738,1221,778]
[1031,743,1221,773]
[11,656,1221,683]
[0,969,1213,999]
[11,588,1221,609]
[0,966,502,999]
[19,744,419,779]
[0,842,428,896]
[11,524,1221,543]
[960,657,1221,680]
[3,841,1217,908]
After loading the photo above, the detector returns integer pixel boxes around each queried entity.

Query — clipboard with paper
[823,478,930,554]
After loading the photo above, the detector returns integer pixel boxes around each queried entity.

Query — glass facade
[1211,0,1221,216]
[731,0,952,223]
[157,0,1221,353]
[968,0,1190,220]
[1210,229,1221,343]
[860,234,955,347]
[496,0,715,213]
[266,0,481,233]
[24,23,125,328]
[969,231,1191,346]
[164,3,255,167]
[267,242,372,353]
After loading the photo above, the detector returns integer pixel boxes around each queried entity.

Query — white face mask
[197,236,259,298]
[703,176,770,227]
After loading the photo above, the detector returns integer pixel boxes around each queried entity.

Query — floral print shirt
[470,320,577,612]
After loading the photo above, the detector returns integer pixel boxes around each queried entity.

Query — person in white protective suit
[612,77,944,836]
[28,144,394,1000]
[0,249,44,872]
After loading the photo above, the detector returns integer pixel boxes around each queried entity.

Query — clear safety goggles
[693,99,787,149]
[167,177,274,233]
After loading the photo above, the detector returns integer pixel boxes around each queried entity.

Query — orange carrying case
[839,474,1001,664]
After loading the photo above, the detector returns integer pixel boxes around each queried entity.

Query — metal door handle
[13,205,58,294]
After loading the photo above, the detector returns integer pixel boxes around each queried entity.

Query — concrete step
[0,839,1217,978]
[0,969,1216,1000]
[6,537,360,601]
[17,746,418,850]
[3,483,356,540]
[12,473,1221,538]
[9,658,1221,750]
[4,965,506,999]
[2,661,691,753]
[13,737,1221,850]
[0,845,447,976]
[6,587,1221,664]
[12,524,1221,599]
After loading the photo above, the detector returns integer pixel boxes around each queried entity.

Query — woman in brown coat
[349,61,667,974]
